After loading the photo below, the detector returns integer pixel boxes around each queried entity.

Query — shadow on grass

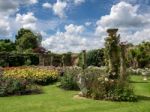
[130,81,150,83]
[138,95,150,101]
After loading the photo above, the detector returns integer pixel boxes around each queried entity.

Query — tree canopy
[0,39,16,52]
[15,28,42,53]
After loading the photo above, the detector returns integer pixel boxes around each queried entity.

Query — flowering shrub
[60,66,137,102]
[3,67,59,85]
[78,67,137,102]
[60,66,81,90]
[0,76,42,97]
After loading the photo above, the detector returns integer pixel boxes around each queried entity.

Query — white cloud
[95,1,150,44]
[53,0,67,18]
[74,0,85,5]
[119,0,150,5]
[98,2,147,28]
[65,24,85,34]
[42,1,150,53]
[42,0,85,18]
[19,0,38,5]
[120,28,150,44]
[0,18,10,36]
[0,0,38,37]
[42,24,101,53]
[42,1,67,18]
[85,22,92,26]
[26,0,38,4]
[0,0,38,16]
[0,0,18,16]
[16,12,37,30]
[42,2,52,9]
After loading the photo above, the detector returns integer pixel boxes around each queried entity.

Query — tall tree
[15,28,40,52]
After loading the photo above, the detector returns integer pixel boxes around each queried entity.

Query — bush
[78,67,107,99]
[0,76,42,97]
[3,67,59,86]
[105,81,137,101]
[60,66,81,90]
[77,67,137,102]
[59,66,137,101]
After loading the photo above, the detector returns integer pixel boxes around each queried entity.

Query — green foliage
[105,81,137,101]
[128,41,150,68]
[0,52,39,67]
[78,49,105,67]
[86,49,105,67]
[15,28,40,52]
[25,59,32,66]
[0,39,16,52]
[73,66,137,102]
[0,75,150,112]
[51,54,62,66]
[60,67,81,90]
[105,34,121,79]
[63,52,72,66]
[0,76,42,97]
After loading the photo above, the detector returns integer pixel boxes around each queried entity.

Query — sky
[0,0,150,53]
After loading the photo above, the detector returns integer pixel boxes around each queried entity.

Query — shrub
[77,67,137,102]
[3,67,59,86]
[60,66,81,90]
[0,76,42,97]
[104,80,137,101]
[78,67,107,98]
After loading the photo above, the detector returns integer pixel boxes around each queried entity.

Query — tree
[128,41,150,68]
[15,28,32,40]
[15,28,40,52]
[86,49,105,67]
[0,39,16,52]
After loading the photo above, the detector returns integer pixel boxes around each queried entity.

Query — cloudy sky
[0,0,150,53]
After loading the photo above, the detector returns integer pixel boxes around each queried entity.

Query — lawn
[0,75,150,112]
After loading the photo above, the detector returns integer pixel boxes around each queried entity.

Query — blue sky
[0,0,150,53]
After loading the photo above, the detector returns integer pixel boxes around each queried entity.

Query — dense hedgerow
[0,52,39,67]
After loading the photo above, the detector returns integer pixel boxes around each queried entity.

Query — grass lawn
[0,75,150,112]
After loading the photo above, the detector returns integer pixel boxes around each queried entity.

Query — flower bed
[3,67,59,85]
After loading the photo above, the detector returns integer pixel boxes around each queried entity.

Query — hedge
[0,52,39,67]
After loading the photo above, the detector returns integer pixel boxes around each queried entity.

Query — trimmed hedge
[0,52,39,67]
[78,49,105,67]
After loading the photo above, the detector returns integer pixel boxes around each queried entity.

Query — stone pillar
[105,29,120,79]
[50,54,53,66]
[61,54,65,67]
[82,50,87,69]
[120,43,127,80]
[39,54,44,66]
[0,67,3,77]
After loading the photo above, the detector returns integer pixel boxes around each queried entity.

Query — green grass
[0,75,150,112]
